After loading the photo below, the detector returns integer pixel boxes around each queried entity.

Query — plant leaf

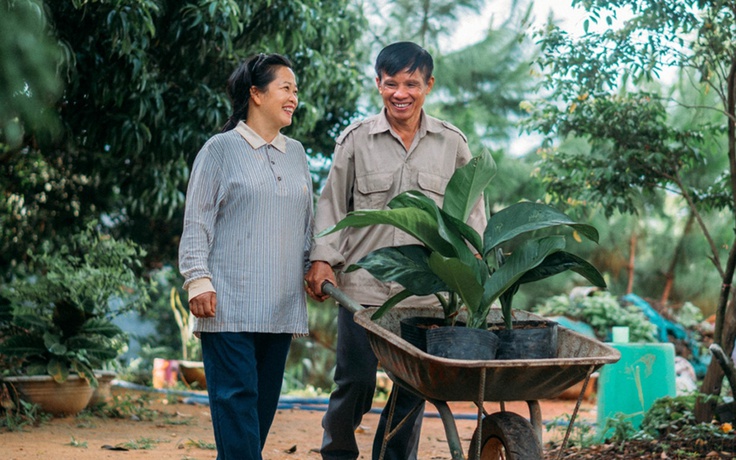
[346,245,448,296]
[516,251,607,288]
[482,236,567,312]
[370,290,414,320]
[317,208,456,256]
[47,358,69,383]
[483,202,600,256]
[443,149,496,222]
[427,253,485,314]
[390,191,478,261]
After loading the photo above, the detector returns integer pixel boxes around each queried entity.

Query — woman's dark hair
[374,41,433,84]
[221,53,294,132]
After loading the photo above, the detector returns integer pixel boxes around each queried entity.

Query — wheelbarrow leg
[430,400,465,460]
[377,385,426,460]
[526,400,543,447]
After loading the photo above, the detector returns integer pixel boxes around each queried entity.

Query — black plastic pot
[491,320,559,360]
[400,316,446,351]
[426,326,499,360]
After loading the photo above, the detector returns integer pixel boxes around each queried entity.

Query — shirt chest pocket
[355,173,394,210]
[417,172,448,206]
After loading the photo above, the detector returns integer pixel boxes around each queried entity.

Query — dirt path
[0,387,596,459]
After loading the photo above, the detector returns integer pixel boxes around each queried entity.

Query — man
[305,41,486,460]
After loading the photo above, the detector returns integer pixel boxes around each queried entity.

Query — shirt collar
[234,121,287,153]
[371,107,441,137]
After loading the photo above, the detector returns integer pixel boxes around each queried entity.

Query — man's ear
[426,75,435,94]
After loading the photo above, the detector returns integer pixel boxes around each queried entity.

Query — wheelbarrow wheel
[467,412,542,460]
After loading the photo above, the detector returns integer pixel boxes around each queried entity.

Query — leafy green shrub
[534,291,658,342]
[0,223,152,385]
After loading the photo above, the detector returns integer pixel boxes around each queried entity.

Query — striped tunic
[178,122,312,335]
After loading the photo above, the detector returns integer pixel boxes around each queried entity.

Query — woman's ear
[250,86,261,105]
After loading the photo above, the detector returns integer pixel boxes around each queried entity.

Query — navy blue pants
[200,331,292,460]
[320,306,424,460]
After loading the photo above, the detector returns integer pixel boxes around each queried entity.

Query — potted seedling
[319,150,606,360]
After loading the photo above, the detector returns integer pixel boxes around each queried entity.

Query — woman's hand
[189,291,217,318]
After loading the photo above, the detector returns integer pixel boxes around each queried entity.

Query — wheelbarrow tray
[357,305,621,402]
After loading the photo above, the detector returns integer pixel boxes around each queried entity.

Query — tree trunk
[626,231,636,294]
[660,212,695,305]
[695,52,736,422]
[695,295,736,422]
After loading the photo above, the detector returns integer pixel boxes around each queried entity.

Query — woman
[178,53,312,459]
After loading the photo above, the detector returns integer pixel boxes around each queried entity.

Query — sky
[444,0,616,51]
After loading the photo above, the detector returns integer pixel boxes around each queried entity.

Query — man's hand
[305,261,336,302]
[189,291,217,318]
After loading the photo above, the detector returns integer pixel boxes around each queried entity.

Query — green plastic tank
[597,342,676,439]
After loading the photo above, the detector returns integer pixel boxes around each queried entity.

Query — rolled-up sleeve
[309,137,355,269]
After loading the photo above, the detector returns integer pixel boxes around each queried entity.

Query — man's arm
[305,131,356,300]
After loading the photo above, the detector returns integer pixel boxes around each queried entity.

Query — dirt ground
[0,385,596,460]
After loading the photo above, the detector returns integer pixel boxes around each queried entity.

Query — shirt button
[278,177,282,181]
[271,160,275,164]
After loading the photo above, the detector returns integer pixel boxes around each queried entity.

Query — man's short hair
[375,41,434,83]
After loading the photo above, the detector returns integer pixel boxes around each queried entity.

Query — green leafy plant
[534,292,658,343]
[320,150,606,329]
[544,414,596,449]
[0,383,51,432]
[67,436,88,448]
[0,223,151,386]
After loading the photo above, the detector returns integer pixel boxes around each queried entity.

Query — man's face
[376,69,434,125]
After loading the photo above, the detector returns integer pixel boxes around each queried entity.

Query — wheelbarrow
[322,282,621,460]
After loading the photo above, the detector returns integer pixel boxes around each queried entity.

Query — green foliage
[66,436,88,448]
[639,393,724,439]
[182,439,217,450]
[363,0,484,51]
[526,0,736,361]
[0,224,151,385]
[601,413,638,445]
[0,0,63,148]
[116,437,165,450]
[86,392,157,421]
[599,393,734,453]
[321,150,606,329]
[11,223,152,318]
[0,383,51,432]
[1,0,367,275]
[545,413,596,449]
[534,292,658,343]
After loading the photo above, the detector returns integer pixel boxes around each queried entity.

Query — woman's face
[254,66,299,129]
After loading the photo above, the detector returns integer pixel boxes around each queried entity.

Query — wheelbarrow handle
[321,281,364,315]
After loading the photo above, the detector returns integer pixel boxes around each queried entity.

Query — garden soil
[0,386,596,459]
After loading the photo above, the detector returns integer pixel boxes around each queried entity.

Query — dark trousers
[201,331,292,460]
[320,306,424,460]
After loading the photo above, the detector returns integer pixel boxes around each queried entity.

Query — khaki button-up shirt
[311,109,486,306]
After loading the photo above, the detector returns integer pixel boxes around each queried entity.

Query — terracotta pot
[4,375,94,416]
[178,360,207,390]
[87,370,117,407]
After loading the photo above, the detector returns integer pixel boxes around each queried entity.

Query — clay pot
[87,370,117,407]
[178,360,207,390]
[4,375,94,416]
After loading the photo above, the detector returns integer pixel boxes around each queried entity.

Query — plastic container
[597,343,676,439]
